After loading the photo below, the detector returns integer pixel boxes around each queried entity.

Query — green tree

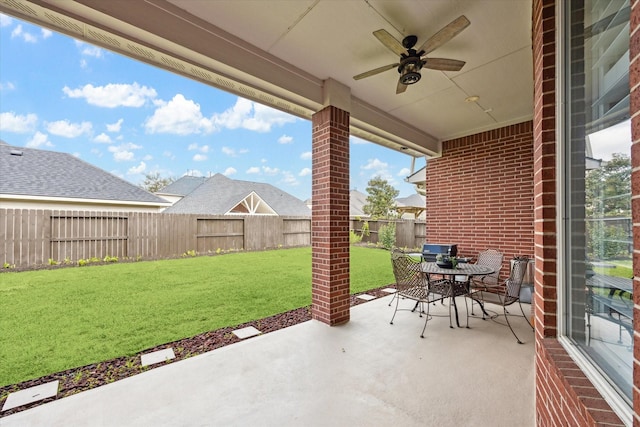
[363,176,399,219]
[585,153,631,260]
[140,172,174,193]
[585,153,631,218]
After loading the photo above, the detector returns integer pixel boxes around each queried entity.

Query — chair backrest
[505,256,529,299]
[390,252,425,290]
[476,249,504,285]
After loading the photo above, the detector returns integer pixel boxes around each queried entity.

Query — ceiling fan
[353,15,470,94]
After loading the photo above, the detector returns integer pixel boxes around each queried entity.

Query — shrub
[349,230,362,244]
[378,222,396,250]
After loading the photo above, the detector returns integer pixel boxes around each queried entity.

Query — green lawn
[0,246,394,387]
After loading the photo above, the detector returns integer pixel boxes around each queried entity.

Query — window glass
[565,0,632,403]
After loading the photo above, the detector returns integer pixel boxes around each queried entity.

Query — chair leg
[519,301,534,330]
[420,299,430,338]
[503,306,524,344]
[390,293,401,325]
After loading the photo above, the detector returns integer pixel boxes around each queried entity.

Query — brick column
[311,105,350,325]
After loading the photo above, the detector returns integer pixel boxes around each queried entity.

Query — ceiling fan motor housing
[398,51,424,85]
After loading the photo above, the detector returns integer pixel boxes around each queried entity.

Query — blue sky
[0,14,424,201]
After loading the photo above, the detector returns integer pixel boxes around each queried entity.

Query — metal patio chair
[468,249,504,315]
[467,256,533,343]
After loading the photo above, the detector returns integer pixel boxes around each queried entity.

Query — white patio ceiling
[0,0,533,158]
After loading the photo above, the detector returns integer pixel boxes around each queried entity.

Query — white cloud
[246,166,260,174]
[143,154,153,161]
[361,158,393,182]
[46,120,92,138]
[11,25,37,43]
[278,134,293,144]
[26,131,53,148]
[128,161,146,175]
[397,167,410,176]
[163,150,176,160]
[223,167,237,176]
[362,158,388,171]
[212,98,296,133]
[262,166,280,176]
[193,154,208,162]
[189,143,210,153]
[0,82,15,91]
[300,151,312,160]
[79,59,88,70]
[281,171,298,186]
[183,170,203,177]
[0,112,37,133]
[93,133,112,144]
[72,152,81,158]
[0,14,13,27]
[145,94,213,135]
[299,167,311,177]
[222,146,236,156]
[41,29,52,39]
[108,142,141,162]
[63,83,156,108]
[106,119,123,132]
[74,40,103,58]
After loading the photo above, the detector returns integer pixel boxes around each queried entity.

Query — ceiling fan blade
[353,63,399,80]
[373,29,406,56]
[396,78,408,94]
[418,15,470,55]
[423,58,466,71]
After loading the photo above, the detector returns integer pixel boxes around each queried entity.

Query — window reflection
[567,0,632,404]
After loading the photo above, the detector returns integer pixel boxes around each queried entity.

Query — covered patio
[0,296,535,426]
[0,0,637,425]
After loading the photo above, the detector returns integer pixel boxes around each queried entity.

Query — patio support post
[311,105,350,325]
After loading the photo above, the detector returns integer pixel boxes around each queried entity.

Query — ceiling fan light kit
[354,15,470,94]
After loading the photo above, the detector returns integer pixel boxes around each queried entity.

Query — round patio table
[420,262,495,327]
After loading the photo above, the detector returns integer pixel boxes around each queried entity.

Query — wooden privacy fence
[0,209,311,267]
[350,218,426,249]
[0,209,426,268]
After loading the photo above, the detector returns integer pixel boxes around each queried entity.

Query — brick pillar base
[311,105,350,325]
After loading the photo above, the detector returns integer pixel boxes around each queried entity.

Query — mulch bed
[0,286,393,417]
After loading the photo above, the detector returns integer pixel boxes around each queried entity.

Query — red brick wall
[311,105,350,325]
[532,0,628,425]
[425,121,535,276]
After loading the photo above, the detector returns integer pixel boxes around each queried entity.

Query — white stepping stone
[381,288,397,293]
[2,380,59,411]
[141,348,176,367]
[356,294,375,301]
[232,326,262,339]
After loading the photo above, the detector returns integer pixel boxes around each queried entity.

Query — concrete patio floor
[0,294,535,427]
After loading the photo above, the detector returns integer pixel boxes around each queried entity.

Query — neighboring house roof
[0,144,167,205]
[396,193,426,208]
[350,189,369,218]
[396,193,426,219]
[405,166,426,196]
[164,174,310,216]
[158,175,207,196]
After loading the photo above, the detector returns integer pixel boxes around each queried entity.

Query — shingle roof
[158,175,207,196]
[396,193,425,207]
[0,144,166,204]
[164,174,310,216]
